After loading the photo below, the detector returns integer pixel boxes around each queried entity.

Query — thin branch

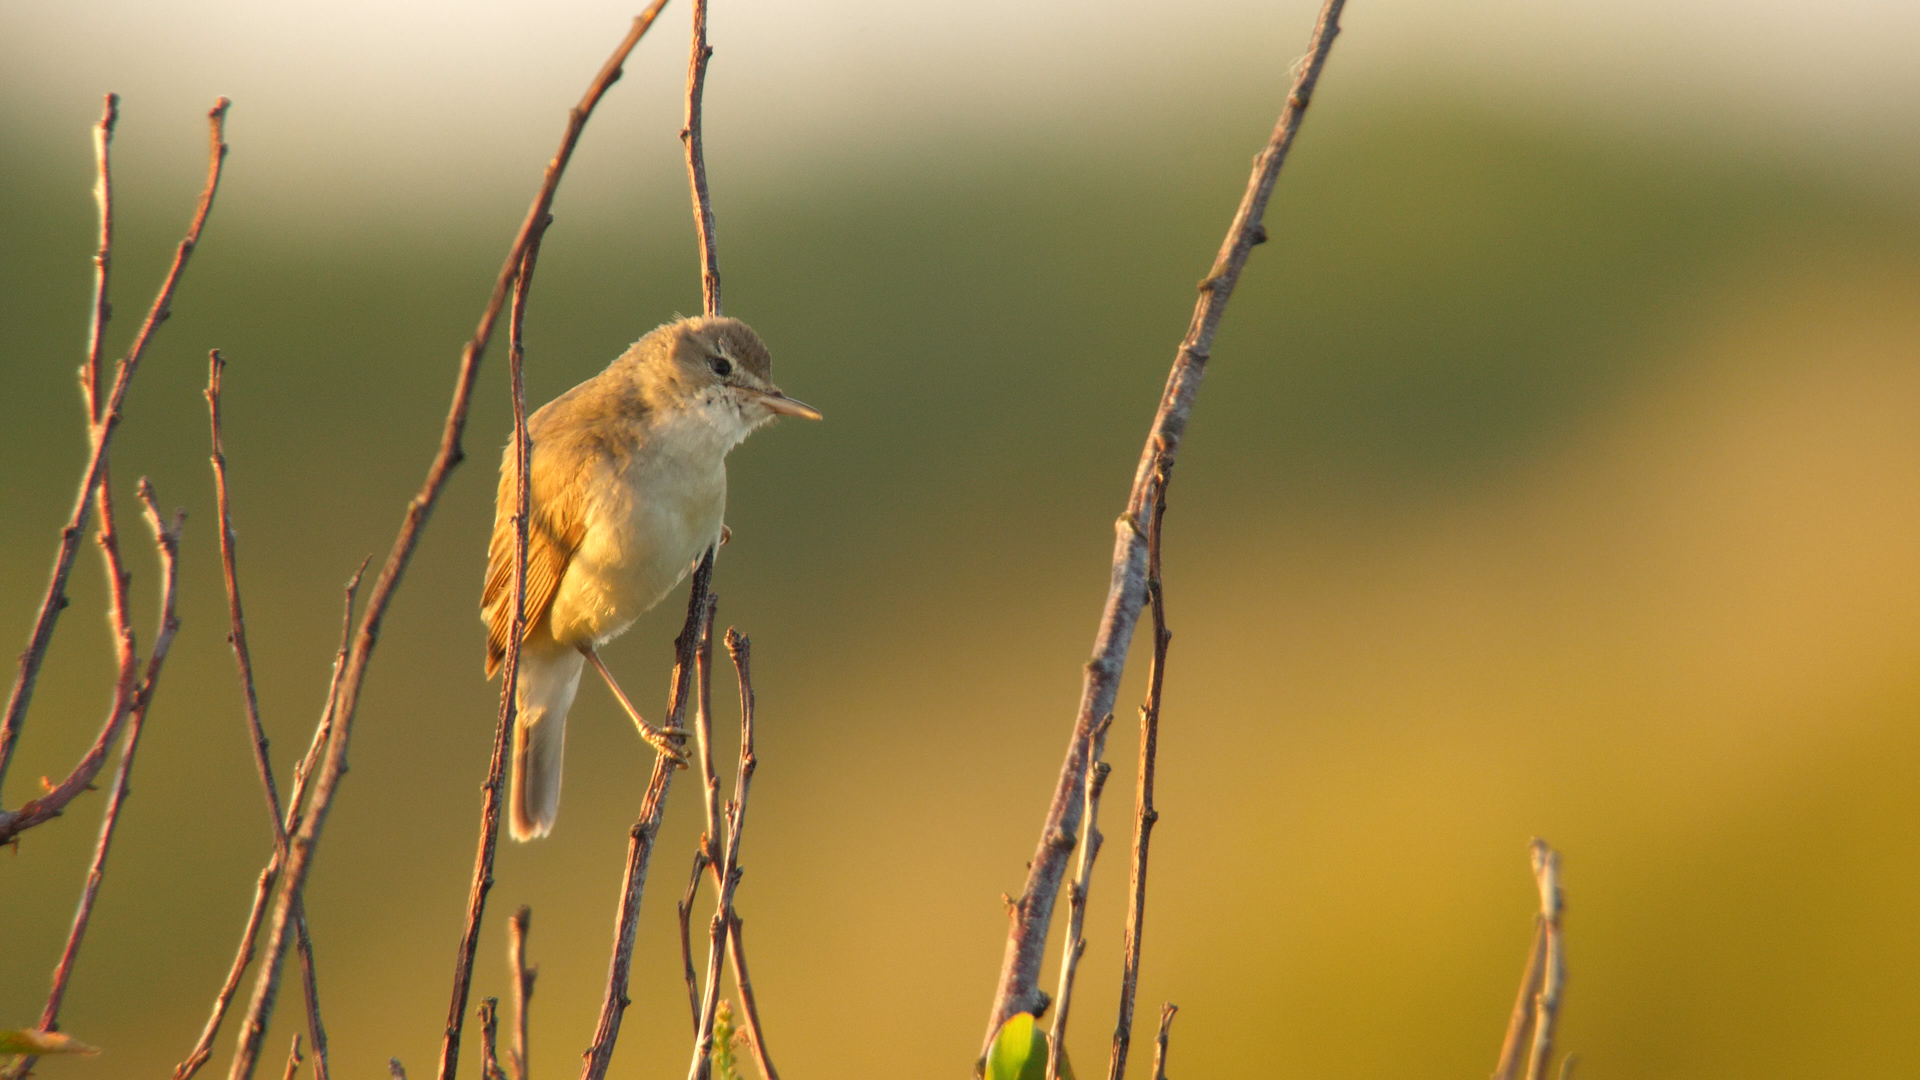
[1149,1005,1176,1080]
[1108,467,1173,1080]
[83,93,118,425]
[1524,840,1565,1080]
[508,906,535,1080]
[208,349,286,846]
[8,485,184,1080]
[477,1000,505,1080]
[175,565,364,1080]
[680,0,721,316]
[1491,919,1546,1080]
[0,96,229,842]
[1047,718,1110,1080]
[981,0,1346,1047]
[438,215,549,1080]
[222,10,668,1074]
[686,613,730,1080]
[718,630,777,1080]
[207,349,332,1080]
[280,1034,303,1080]
[679,850,712,1031]
[580,553,714,1080]
[687,628,764,1080]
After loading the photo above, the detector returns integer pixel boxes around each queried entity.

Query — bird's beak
[755,388,823,421]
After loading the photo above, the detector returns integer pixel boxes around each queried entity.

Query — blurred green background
[4,2,1920,1078]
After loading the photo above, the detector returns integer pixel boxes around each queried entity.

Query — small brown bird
[482,315,820,840]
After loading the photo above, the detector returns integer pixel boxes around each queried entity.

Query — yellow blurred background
[4,2,1919,1077]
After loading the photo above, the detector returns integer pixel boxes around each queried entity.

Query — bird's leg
[580,645,687,765]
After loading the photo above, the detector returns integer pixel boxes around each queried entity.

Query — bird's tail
[509,640,584,841]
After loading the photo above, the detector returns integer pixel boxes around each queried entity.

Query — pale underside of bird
[480,315,819,840]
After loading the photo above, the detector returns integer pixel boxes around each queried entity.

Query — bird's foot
[638,722,690,766]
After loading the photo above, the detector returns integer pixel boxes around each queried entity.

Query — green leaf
[985,1013,1071,1080]
[0,1029,100,1056]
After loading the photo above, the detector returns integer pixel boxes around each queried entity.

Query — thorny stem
[1047,718,1111,1080]
[681,0,721,316]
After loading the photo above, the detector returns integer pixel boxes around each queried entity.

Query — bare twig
[1491,839,1567,1080]
[581,555,714,1080]
[1491,919,1546,1080]
[280,1034,303,1080]
[509,906,535,1080]
[680,0,721,316]
[679,850,712,1030]
[8,485,184,1080]
[206,349,332,1080]
[222,12,668,1075]
[1046,717,1110,1080]
[82,93,118,424]
[1108,467,1173,1080]
[718,631,777,1080]
[477,1000,505,1080]
[438,216,549,1080]
[175,565,364,1080]
[981,0,1346,1047]
[0,96,229,843]
[687,629,765,1080]
[1524,841,1565,1080]
[1149,1006,1176,1080]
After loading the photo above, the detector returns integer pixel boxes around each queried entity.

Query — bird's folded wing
[483,465,585,677]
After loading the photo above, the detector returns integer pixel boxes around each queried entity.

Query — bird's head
[634,315,822,435]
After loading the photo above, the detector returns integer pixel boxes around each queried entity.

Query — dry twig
[437,215,549,1080]
[280,1034,303,1080]
[686,630,766,1080]
[982,0,1347,1049]
[204,349,332,1080]
[1107,467,1172,1080]
[509,907,535,1080]
[477,1000,506,1080]
[175,565,364,1080]
[580,557,715,1080]
[680,0,721,316]
[1047,718,1111,1080]
[1525,841,1565,1080]
[0,96,228,845]
[221,10,668,1075]
[679,850,713,1030]
[1149,1006,1176,1080]
[9,486,183,1080]
[1491,839,1567,1080]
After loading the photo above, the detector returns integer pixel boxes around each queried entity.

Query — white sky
[3,1,1917,224]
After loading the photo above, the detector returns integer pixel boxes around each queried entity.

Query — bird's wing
[482,441,586,678]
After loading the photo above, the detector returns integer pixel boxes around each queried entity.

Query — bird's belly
[547,464,723,647]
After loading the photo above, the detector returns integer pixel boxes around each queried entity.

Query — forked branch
[982,0,1348,1050]
[0,96,229,844]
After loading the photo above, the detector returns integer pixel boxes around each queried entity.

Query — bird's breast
[546,441,726,647]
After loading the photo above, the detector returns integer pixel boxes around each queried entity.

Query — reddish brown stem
[10,486,184,1080]
[0,97,229,843]
[680,0,721,316]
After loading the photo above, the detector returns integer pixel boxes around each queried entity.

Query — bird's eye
[709,356,733,378]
